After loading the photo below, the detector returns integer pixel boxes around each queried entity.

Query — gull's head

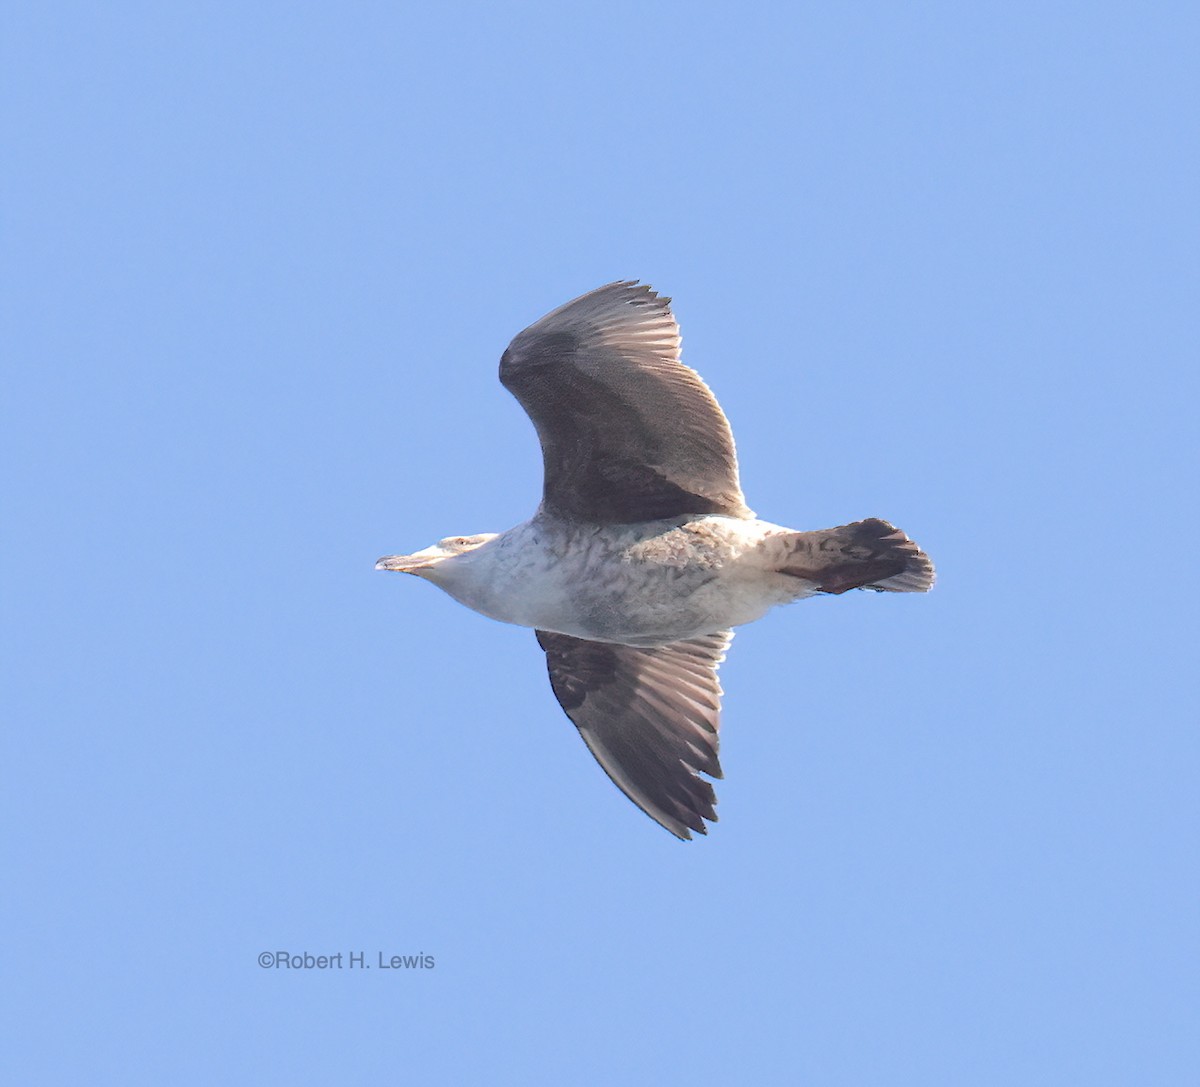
[375,533,498,581]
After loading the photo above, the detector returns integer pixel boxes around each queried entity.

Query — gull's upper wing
[535,629,733,840]
[500,282,753,525]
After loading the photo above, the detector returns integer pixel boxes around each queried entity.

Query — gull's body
[412,515,809,647]
[377,282,934,839]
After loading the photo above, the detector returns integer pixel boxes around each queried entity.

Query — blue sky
[4,3,1196,1083]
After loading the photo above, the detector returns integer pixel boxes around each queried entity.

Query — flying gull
[377,281,934,839]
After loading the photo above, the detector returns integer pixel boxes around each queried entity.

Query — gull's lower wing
[535,629,733,840]
[500,282,753,525]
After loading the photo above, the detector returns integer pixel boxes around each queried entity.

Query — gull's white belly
[437,516,806,647]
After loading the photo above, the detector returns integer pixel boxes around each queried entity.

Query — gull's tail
[776,518,935,595]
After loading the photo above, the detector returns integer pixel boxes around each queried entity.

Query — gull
[376,281,934,839]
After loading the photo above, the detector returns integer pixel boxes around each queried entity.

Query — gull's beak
[375,552,437,574]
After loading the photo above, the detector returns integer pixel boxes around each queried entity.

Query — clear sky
[4,3,1196,1084]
